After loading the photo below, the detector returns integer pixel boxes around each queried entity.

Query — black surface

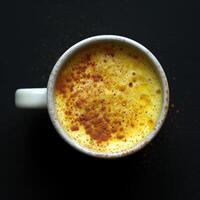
[1,1,200,199]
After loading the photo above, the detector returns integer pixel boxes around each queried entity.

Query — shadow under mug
[15,35,169,158]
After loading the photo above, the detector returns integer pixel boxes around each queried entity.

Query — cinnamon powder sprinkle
[70,125,79,131]
[91,73,103,82]
[54,42,162,149]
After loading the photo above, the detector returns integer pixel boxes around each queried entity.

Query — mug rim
[47,35,169,158]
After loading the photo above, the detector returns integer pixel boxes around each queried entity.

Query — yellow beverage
[54,42,162,153]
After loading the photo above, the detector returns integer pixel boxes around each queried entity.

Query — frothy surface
[54,42,162,153]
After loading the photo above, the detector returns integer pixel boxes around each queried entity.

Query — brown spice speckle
[91,73,103,82]
[117,134,124,139]
[70,125,79,131]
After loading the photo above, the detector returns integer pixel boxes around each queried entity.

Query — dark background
[1,0,200,199]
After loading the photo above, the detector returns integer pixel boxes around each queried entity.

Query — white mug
[15,35,169,158]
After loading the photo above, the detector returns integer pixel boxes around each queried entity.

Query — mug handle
[15,88,47,108]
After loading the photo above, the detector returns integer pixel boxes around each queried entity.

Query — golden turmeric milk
[55,42,162,153]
